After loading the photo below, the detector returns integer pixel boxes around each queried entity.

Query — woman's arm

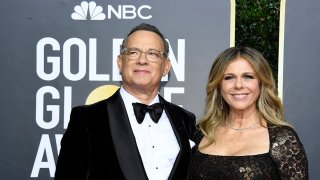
[270,126,308,179]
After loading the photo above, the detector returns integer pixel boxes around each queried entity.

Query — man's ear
[162,59,171,76]
[117,55,122,74]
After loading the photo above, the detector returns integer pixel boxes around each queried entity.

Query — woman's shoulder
[268,124,299,139]
[268,124,305,154]
[268,125,308,178]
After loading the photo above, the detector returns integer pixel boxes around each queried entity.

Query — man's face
[117,30,171,93]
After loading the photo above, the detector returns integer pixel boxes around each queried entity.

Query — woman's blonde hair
[198,47,291,148]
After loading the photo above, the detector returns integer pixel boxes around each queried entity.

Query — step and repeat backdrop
[1,0,319,179]
[281,0,320,179]
[0,0,232,179]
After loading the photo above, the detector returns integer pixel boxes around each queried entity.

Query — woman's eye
[224,76,233,80]
[244,75,254,79]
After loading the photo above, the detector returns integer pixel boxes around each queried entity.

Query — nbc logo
[71,1,106,20]
[71,1,152,20]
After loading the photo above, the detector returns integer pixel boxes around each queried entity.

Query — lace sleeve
[269,126,308,179]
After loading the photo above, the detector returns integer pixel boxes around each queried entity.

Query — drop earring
[220,95,224,110]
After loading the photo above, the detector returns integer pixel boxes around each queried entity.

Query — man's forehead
[126,30,164,48]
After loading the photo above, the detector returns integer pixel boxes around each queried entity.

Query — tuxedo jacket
[55,90,197,180]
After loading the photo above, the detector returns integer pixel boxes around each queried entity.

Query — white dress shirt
[120,86,180,180]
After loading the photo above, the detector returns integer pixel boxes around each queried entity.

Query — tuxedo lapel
[107,91,148,180]
[159,96,192,180]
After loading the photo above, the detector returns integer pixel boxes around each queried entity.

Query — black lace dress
[188,126,308,180]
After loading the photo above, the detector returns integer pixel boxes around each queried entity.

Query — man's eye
[128,50,139,55]
[147,51,159,57]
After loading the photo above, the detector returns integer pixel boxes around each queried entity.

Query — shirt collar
[119,86,160,116]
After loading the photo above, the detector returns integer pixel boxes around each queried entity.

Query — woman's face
[220,57,260,112]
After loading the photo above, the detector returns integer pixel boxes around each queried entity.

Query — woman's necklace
[226,121,260,131]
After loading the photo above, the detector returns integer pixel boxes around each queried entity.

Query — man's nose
[136,52,148,64]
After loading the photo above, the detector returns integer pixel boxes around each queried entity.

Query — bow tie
[132,102,164,124]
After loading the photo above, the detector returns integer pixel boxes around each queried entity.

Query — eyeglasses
[121,47,166,62]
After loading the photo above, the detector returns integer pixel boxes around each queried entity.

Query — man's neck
[122,85,159,104]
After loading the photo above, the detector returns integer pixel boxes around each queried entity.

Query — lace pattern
[269,126,308,179]
[188,125,308,180]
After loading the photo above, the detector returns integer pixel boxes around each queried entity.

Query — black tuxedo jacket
[55,90,197,180]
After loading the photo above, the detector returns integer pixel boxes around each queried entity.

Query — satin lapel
[159,96,191,180]
[107,91,148,180]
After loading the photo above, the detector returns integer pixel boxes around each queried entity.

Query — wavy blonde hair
[198,47,291,148]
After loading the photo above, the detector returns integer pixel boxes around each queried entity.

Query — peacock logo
[71,1,106,20]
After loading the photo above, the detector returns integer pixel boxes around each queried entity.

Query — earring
[220,95,224,110]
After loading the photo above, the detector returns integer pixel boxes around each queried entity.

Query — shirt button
[156,167,158,169]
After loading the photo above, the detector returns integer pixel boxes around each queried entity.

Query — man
[55,23,197,180]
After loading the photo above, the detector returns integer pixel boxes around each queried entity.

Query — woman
[188,47,308,179]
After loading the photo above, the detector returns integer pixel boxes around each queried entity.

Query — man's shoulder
[73,90,120,110]
[72,95,118,115]
[161,100,195,119]
[170,102,194,116]
[159,95,194,114]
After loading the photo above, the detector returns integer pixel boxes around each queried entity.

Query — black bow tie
[132,102,164,124]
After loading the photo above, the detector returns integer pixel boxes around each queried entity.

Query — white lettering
[122,5,136,19]
[63,38,86,81]
[168,39,185,81]
[36,86,60,129]
[107,5,152,19]
[112,38,123,81]
[55,134,63,155]
[138,5,152,19]
[36,86,72,129]
[36,37,60,81]
[107,5,121,19]
[37,37,112,81]
[89,38,109,81]
[30,134,56,177]
[63,86,72,129]
[163,87,185,107]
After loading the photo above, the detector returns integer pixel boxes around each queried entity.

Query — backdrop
[280,0,320,179]
[0,0,232,179]
[1,0,318,179]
